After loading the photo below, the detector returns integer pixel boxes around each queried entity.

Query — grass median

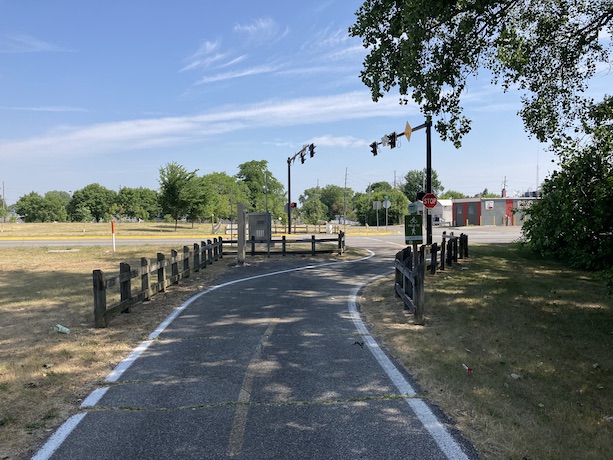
[360,243,612,459]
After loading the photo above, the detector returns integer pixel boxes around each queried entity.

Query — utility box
[248,212,271,243]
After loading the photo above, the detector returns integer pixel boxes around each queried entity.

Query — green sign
[404,214,423,243]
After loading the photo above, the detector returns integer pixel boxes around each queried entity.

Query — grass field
[360,244,613,459]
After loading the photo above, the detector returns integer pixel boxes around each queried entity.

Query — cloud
[181,40,226,72]
[196,64,281,84]
[0,34,73,53]
[233,18,288,44]
[0,91,412,160]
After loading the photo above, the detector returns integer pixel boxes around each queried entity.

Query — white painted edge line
[31,413,87,460]
[348,275,470,460]
[31,253,376,460]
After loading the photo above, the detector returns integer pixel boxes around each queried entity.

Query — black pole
[426,115,432,245]
[287,158,292,234]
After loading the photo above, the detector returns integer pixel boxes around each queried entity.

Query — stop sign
[422,193,438,209]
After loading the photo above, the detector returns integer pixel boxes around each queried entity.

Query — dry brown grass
[0,243,236,459]
[359,244,613,460]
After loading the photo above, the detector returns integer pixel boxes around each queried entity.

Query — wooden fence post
[208,239,214,263]
[93,269,107,328]
[213,238,219,261]
[440,237,446,271]
[282,235,287,255]
[430,243,438,274]
[201,241,207,268]
[141,257,151,301]
[171,249,179,284]
[157,253,166,292]
[413,260,425,325]
[311,235,316,256]
[219,237,224,258]
[183,246,190,277]
[120,262,131,313]
[194,243,200,272]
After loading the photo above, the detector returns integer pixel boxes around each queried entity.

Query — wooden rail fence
[222,232,345,256]
[394,232,469,324]
[93,238,223,328]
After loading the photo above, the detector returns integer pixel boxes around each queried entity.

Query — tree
[158,162,198,230]
[439,190,466,200]
[522,97,613,270]
[201,172,250,221]
[298,186,329,224]
[15,192,46,222]
[115,187,159,221]
[319,184,353,222]
[349,1,613,147]
[366,181,393,193]
[402,169,444,203]
[354,189,409,226]
[14,191,68,222]
[68,184,116,222]
[236,160,285,219]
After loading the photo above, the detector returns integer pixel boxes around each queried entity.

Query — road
[31,233,486,460]
[0,225,522,248]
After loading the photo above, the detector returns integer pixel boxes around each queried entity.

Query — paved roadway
[31,226,520,459]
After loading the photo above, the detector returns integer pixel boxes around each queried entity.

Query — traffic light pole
[411,115,433,245]
[287,144,315,234]
[287,156,293,234]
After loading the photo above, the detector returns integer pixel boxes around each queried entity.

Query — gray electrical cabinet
[248,212,271,243]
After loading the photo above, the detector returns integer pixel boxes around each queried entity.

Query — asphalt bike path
[33,244,478,459]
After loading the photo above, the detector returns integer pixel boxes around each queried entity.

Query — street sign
[404,215,423,243]
[408,202,423,214]
[373,200,382,210]
[382,200,391,209]
[404,121,412,142]
[422,193,438,209]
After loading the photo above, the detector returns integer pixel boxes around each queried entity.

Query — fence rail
[224,232,345,256]
[93,238,223,328]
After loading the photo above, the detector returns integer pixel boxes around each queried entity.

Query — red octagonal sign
[422,193,438,209]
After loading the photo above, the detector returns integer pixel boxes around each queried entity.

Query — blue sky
[0,1,609,206]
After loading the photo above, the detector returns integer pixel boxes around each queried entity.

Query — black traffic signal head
[290,202,297,208]
[389,132,397,148]
[300,153,305,164]
[370,141,378,156]
[308,143,315,157]
[416,191,426,201]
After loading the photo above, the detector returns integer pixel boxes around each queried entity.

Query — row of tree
[7,161,460,227]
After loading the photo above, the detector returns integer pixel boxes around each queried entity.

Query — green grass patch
[361,243,613,460]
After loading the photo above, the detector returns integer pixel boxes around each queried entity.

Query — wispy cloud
[0,91,411,159]
[0,34,73,53]
[196,64,281,84]
[234,18,288,44]
[181,40,226,72]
